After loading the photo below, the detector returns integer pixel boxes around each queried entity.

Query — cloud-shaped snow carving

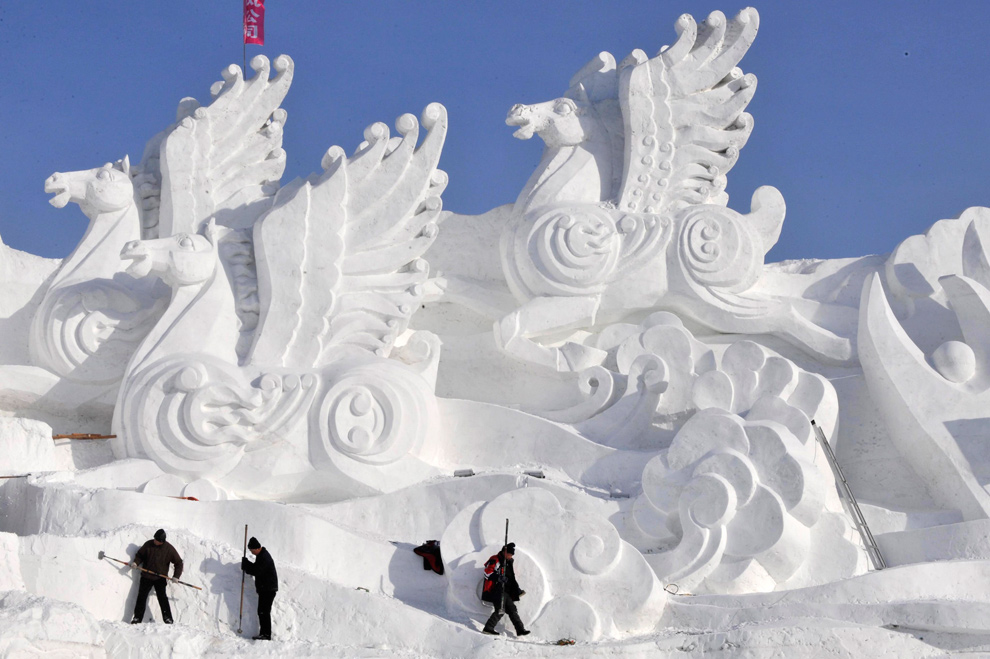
[635,410,821,592]
[625,340,861,594]
[440,488,665,641]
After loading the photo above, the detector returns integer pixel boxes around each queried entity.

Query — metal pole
[811,420,887,569]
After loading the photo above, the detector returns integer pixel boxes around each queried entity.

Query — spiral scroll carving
[31,281,163,384]
[314,360,436,466]
[675,205,762,294]
[507,206,621,298]
[570,517,622,576]
[114,355,317,480]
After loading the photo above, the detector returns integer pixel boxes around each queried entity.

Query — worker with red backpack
[481,542,530,636]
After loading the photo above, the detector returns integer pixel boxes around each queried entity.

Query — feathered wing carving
[615,9,760,218]
[158,55,292,237]
[249,104,448,369]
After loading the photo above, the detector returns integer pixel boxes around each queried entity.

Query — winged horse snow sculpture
[496,8,852,371]
[33,155,165,385]
[32,91,213,387]
[112,55,448,499]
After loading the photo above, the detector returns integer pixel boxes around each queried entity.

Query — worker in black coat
[481,542,529,636]
[129,528,183,624]
[241,536,278,640]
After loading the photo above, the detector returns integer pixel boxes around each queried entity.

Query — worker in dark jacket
[241,536,278,640]
[481,542,529,636]
[129,528,183,624]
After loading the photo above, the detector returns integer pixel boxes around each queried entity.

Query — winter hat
[154,529,166,542]
[248,537,261,550]
[504,542,516,555]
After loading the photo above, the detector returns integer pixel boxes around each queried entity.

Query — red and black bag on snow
[413,540,444,575]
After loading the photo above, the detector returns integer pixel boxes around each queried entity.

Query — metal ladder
[811,419,887,570]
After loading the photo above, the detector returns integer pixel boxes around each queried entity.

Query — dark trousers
[258,590,276,637]
[484,597,524,633]
[133,577,172,622]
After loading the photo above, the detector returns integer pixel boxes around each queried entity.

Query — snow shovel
[99,550,203,590]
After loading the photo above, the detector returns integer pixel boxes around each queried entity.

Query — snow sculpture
[494,8,852,373]
[10,6,990,654]
[860,209,990,521]
[26,89,208,393]
[111,55,449,499]
[441,488,665,641]
[31,156,164,386]
[629,339,860,593]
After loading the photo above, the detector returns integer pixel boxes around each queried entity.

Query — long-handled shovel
[98,550,203,590]
[238,524,248,634]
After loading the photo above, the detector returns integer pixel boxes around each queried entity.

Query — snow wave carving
[630,340,859,593]
[440,488,665,641]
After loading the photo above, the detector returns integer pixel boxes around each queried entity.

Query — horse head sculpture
[507,56,622,211]
[45,157,136,215]
[121,222,220,289]
[30,156,164,384]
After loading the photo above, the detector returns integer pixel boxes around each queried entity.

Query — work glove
[241,557,250,571]
[129,562,137,569]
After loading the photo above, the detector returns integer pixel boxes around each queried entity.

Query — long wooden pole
[500,519,509,613]
[99,552,202,590]
[238,524,248,634]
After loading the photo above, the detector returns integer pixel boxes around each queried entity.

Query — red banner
[243,0,265,45]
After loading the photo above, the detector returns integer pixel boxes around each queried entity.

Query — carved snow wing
[249,105,448,369]
[111,56,448,496]
[159,55,290,238]
[495,8,851,373]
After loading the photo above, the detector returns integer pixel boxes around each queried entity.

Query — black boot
[481,627,499,636]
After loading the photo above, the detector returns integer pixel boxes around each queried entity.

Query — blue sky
[1,2,988,262]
